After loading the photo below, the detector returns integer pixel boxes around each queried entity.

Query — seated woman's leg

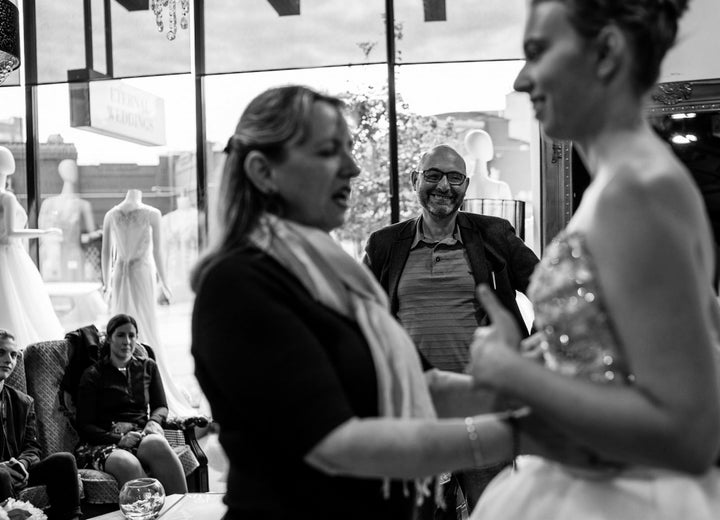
[136,434,188,494]
[104,449,146,488]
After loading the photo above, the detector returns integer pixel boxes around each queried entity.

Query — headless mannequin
[0,147,62,242]
[101,189,171,300]
[39,159,97,281]
[464,129,512,200]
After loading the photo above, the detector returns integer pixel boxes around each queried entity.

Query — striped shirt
[397,218,480,372]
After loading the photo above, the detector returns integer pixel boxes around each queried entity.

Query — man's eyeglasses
[415,168,467,186]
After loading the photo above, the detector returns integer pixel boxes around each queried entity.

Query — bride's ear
[244,150,278,196]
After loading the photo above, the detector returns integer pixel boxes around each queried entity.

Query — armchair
[17,339,209,508]
[3,350,48,508]
[463,198,527,240]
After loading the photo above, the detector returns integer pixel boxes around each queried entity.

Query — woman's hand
[468,285,524,389]
[143,420,164,436]
[118,431,143,449]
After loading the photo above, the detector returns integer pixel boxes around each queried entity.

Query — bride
[0,146,64,347]
[467,0,720,518]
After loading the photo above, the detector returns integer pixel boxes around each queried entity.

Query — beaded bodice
[527,231,631,384]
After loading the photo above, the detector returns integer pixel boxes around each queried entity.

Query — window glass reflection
[394,0,526,63]
[204,65,390,258]
[35,0,190,84]
[0,87,26,210]
[36,75,201,410]
[204,0,387,74]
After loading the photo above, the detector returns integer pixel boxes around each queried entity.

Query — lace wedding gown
[106,204,195,417]
[471,230,720,519]
[0,193,64,348]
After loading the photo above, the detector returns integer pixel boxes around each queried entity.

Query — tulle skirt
[0,242,64,348]
[471,456,720,520]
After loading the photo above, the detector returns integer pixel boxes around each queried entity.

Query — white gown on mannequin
[105,204,196,417]
[0,193,64,348]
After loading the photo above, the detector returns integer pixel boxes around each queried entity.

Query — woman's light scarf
[250,215,437,499]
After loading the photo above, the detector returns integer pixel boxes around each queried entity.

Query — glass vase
[118,477,166,520]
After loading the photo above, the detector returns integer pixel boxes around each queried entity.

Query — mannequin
[102,189,194,417]
[161,195,198,303]
[0,146,65,348]
[39,159,98,281]
[464,129,512,200]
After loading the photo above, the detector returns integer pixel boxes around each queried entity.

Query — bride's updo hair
[533,0,689,92]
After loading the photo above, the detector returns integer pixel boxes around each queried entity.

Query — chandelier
[151,0,190,41]
[0,0,20,84]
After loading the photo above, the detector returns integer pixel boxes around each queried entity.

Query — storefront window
[204,65,390,258]
[394,0,526,63]
[35,0,191,84]
[6,1,540,413]
[0,87,26,208]
[204,0,387,74]
[35,74,201,405]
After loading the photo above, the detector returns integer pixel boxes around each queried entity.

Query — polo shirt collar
[411,215,463,249]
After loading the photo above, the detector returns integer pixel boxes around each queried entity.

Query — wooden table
[90,493,225,520]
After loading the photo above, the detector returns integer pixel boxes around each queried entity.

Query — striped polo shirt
[396,218,481,372]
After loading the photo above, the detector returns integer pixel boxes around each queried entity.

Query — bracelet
[464,417,484,467]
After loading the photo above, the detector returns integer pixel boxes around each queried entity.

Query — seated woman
[75,314,187,494]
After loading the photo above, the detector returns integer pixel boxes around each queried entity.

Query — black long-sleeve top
[76,356,168,445]
[192,246,414,520]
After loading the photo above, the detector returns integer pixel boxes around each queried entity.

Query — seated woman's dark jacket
[76,356,168,445]
[192,246,415,520]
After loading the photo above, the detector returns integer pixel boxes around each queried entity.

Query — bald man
[363,145,539,518]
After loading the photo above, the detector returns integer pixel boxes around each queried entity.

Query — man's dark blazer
[0,384,41,469]
[363,212,539,336]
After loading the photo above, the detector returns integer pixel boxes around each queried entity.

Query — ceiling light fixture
[0,0,20,84]
[151,0,190,40]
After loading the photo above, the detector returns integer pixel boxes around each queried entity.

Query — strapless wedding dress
[470,230,720,520]
[0,193,64,348]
